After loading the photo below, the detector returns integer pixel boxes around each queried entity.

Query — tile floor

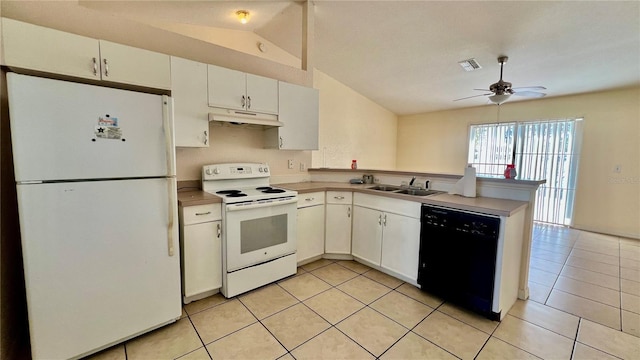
[87,224,640,360]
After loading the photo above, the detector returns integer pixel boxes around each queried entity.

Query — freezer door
[17,178,181,360]
[7,73,173,182]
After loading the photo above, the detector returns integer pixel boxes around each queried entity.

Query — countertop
[177,190,221,207]
[309,168,546,186]
[278,182,527,217]
[176,181,528,217]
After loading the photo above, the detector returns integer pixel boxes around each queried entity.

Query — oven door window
[225,201,297,272]
[240,214,287,253]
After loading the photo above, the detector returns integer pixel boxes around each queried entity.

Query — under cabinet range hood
[208,107,283,128]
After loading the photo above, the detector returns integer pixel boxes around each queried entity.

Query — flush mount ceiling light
[236,10,250,24]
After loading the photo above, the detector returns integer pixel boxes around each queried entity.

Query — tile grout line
[619,238,623,335]
[184,313,212,359]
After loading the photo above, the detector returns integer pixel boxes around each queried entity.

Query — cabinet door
[171,57,209,147]
[207,64,246,110]
[297,205,325,263]
[1,18,100,80]
[381,213,421,281]
[352,206,383,265]
[325,204,352,254]
[182,221,222,298]
[98,40,171,89]
[273,81,319,150]
[246,73,278,114]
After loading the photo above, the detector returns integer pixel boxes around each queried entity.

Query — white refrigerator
[7,73,182,360]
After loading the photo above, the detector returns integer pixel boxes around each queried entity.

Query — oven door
[224,197,297,272]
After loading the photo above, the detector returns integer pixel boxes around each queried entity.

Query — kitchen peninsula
[280,167,545,301]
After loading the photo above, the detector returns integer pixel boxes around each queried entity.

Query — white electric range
[202,163,298,297]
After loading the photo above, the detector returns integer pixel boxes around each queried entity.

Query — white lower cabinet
[325,191,353,254]
[352,193,421,283]
[180,204,222,303]
[296,192,325,264]
[352,206,383,264]
[380,212,421,281]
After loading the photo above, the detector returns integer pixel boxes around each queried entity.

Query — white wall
[397,87,640,238]
[311,70,398,170]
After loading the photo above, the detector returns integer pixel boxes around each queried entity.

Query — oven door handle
[226,197,298,211]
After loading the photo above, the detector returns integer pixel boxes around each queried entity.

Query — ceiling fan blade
[512,86,547,91]
[512,91,546,98]
[453,93,493,101]
[473,88,491,91]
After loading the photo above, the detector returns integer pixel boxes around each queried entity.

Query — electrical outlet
[299,163,305,171]
[614,165,622,173]
[288,160,294,169]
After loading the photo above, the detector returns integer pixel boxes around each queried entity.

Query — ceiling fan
[454,56,546,105]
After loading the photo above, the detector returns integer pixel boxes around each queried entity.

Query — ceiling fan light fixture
[489,93,511,104]
[236,10,250,24]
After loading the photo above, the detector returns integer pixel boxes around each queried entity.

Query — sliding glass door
[468,119,583,225]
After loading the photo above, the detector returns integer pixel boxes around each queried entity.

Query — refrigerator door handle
[163,96,177,257]
[162,96,176,177]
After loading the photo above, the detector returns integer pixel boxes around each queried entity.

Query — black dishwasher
[418,205,501,320]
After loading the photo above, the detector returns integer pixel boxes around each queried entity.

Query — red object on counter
[351,160,358,169]
[504,164,517,179]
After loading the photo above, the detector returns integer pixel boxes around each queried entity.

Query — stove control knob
[258,167,264,172]
[213,168,221,174]
[205,168,214,175]
[264,167,269,173]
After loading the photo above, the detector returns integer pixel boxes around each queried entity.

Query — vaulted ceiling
[66,1,640,115]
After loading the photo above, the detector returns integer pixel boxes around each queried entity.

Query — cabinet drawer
[353,193,421,219]
[297,192,325,208]
[326,191,352,204]
[181,204,221,225]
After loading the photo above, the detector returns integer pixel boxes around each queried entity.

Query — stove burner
[216,190,241,195]
[226,193,248,198]
[256,187,272,191]
[262,188,286,194]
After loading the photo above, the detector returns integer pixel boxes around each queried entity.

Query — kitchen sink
[395,189,444,196]
[367,185,403,191]
[367,185,444,197]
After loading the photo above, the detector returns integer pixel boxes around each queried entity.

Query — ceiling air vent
[458,58,482,72]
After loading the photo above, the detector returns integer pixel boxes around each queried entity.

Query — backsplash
[176,122,312,181]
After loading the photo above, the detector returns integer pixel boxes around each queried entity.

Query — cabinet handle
[247,96,252,109]
[92,57,98,76]
[334,196,345,200]
[305,197,315,201]
[378,214,382,225]
[279,136,283,148]
[204,130,208,145]
[383,214,387,226]
[241,95,246,108]
[347,207,351,218]
[195,211,212,216]
[217,223,221,238]
[103,58,109,77]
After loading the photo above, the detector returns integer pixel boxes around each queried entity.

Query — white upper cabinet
[265,81,319,150]
[2,18,100,80]
[207,64,278,114]
[1,18,171,90]
[170,57,209,147]
[98,41,171,90]
[245,74,279,114]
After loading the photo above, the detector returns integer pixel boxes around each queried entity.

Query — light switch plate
[288,160,294,169]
